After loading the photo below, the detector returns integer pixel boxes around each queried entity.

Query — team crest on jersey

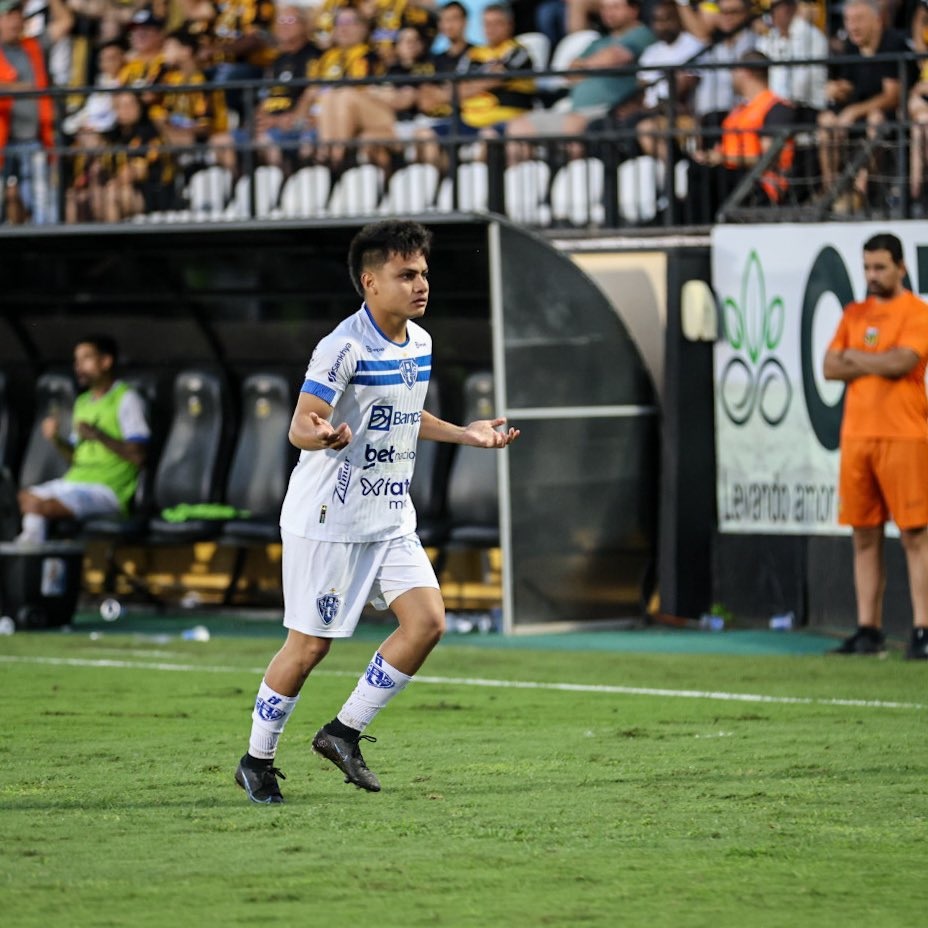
[316,591,341,625]
[864,326,879,347]
[399,357,418,389]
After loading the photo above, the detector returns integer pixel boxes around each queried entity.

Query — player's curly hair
[348,220,433,297]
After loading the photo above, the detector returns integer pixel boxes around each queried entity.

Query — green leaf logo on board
[720,249,792,426]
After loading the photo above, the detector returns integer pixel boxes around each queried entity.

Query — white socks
[248,680,299,760]
[337,652,411,732]
[17,513,46,544]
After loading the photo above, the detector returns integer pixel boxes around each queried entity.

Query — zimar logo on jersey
[368,405,422,432]
[333,460,352,503]
[363,443,416,469]
[255,694,287,722]
[365,652,396,689]
[316,590,341,626]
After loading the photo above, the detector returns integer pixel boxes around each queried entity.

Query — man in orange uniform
[824,232,928,660]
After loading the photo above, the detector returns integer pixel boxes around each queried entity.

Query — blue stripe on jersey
[302,379,337,405]
[355,355,432,372]
[351,370,432,386]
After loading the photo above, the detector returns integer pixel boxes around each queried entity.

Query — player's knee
[285,632,331,674]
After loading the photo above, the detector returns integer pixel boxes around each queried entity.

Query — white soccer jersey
[279,304,432,542]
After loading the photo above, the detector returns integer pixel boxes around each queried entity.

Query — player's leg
[832,440,887,654]
[236,532,371,803]
[313,534,442,791]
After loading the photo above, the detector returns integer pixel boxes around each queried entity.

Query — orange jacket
[0,37,55,154]
[720,88,794,202]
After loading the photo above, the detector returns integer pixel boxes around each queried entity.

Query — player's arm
[75,422,147,467]
[824,347,920,381]
[288,391,352,451]
[419,409,519,448]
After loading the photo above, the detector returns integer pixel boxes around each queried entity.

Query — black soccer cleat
[829,627,887,656]
[312,728,382,792]
[906,628,928,661]
[235,755,286,804]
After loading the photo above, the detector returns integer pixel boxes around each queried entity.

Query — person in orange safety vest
[687,50,795,222]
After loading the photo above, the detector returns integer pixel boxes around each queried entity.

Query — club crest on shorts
[316,590,341,625]
[399,357,418,390]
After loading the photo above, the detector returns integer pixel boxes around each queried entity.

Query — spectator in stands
[689,0,755,148]
[908,33,928,205]
[0,0,64,224]
[754,0,828,110]
[504,0,654,160]
[21,0,74,88]
[415,0,474,120]
[534,0,567,49]
[16,335,149,545]
[250,5,321,170]
[300,5,387,170]
[370,0,438,68]
[150,25,229,166]
[686,49,795,221]
[62,37,125,139]
[455,2,536,131]
[816,0,907,202]
[633,0,703,164]
[210,0,277,117]
[64,108,112,223]
[118,6,168,91]
[100,90,173,220]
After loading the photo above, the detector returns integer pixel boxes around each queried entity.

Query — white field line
[1,653,925,711]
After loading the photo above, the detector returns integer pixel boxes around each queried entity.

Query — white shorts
[28,479,121,519]
[281,529,440,638]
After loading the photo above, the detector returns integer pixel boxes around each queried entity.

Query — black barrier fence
[1,51,925,230]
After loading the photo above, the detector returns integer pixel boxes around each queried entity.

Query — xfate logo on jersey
[368,404,422,431]
[363,443,416,469]
[361,476,411,508]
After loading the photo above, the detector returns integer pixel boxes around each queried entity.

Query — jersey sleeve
[301,335,358,406]
[118,390,151,442]
[827,308,851,353]
[898,296,928,358]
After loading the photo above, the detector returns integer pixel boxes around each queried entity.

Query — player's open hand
[310,412,352,450]
[462,417,520,449]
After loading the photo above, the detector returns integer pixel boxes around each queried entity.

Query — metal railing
[1,50,924,231]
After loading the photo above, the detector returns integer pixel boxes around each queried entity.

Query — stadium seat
[18,372,75,491]
[0,372,13,473]
[444,371,501,550]
[617,156,662,224]
[186,165,232,218]
[327,164,384,217]
[409,378,451,549]
[504,160,551,226]
[540,29,600,93]
[225,166,284,220]
[515,31,551,71]
[218,373,296,603]
[279,165,332,218]
[435,162,490,213]
[550,157,606,226]
[145,369,233,541]
[379,163,440,214]
[80,370,170,606]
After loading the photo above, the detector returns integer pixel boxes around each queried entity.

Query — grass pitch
[1,619,925,928]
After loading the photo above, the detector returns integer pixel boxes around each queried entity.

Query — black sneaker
[312,728,381,792]
[906,628,928,661]
[235,755,286,804]
[830,627,886,656]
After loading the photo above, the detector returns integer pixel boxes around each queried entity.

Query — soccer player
[16,336,149,543]
[235,220,520,803]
